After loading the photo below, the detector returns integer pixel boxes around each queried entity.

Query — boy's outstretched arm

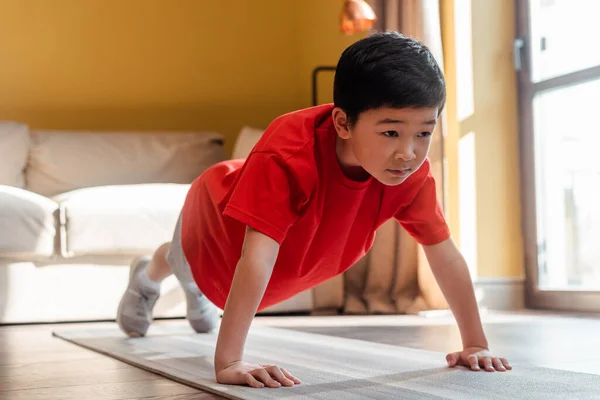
[214,227,301,388]
[423,238,512,372]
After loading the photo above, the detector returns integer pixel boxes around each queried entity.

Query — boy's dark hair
[333,31,446,127]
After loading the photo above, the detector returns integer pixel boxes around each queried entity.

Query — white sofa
[0,123,341,324]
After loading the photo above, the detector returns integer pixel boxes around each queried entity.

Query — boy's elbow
[423,237,463,268]
[238,254,276,274]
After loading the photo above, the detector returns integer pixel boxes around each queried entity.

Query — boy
[117,32,511,389]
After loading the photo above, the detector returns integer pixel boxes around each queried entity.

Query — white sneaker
[183,285,220,333]
[116,256,160,337]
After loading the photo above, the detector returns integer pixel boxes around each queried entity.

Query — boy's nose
[395,141,416,161]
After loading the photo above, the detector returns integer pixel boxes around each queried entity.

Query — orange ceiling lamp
[340,0,377,35]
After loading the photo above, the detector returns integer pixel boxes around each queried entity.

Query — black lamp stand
[311,66,336,106]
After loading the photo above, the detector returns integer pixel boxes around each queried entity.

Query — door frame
[515,0,600,312]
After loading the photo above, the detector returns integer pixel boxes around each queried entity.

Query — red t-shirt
[180,104,450,311]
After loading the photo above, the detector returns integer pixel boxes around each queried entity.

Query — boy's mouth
[386,168,411,177]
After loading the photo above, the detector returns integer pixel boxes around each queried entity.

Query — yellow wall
[441,0,523,278]
[0,2,280,154]
[0,0,363,155]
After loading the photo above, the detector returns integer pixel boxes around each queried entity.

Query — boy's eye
[381,131,398,137]
[417,131,432,138]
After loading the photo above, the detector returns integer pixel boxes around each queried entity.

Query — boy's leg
[146,243,173,282]
[166,214,219,334]
[117,243,171,337]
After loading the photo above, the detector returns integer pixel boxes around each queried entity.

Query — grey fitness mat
[53,324,600,399]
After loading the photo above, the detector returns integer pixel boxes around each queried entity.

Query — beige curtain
[342,0,449,314]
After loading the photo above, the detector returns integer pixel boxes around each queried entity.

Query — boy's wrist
[463,342,489,350]
[215,346,244,370]
[215,357,243,373]
[462,333,488,350]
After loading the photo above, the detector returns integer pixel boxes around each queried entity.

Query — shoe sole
[116,255,152,338]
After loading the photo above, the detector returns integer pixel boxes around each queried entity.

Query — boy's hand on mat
[446,347,512,372]
[216,361,302,388]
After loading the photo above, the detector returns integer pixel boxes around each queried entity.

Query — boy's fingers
[492,357,506,372]
[446,353,459,367]
[500,358,512,370]
[281,367,302,384]
[252,368,280,388]
[481,357,495,372]
[245,373,264,388]
[468,355,480,371]
[265,365,294,386]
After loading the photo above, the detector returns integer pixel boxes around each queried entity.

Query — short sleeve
[223,152,308,244]
[394,173,450,245]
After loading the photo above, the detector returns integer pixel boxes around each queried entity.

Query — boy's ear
[332,107,351,139]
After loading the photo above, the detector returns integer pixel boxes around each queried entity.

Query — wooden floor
[0,322,222,400]
[1,310,599,399]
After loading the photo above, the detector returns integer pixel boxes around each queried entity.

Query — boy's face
[333,106,438,186]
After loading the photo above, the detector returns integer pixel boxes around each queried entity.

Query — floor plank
[1,379,201,400]
[0,357,130,378]
[0,366,159,392]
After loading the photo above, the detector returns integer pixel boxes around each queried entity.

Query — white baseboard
[473,277,526,310]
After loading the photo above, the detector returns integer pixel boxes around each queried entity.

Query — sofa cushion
[232,126,264,159]
[0,186,57,257]
[0,122,30,188]
[53,184,190,256]
[26,130,226,197]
